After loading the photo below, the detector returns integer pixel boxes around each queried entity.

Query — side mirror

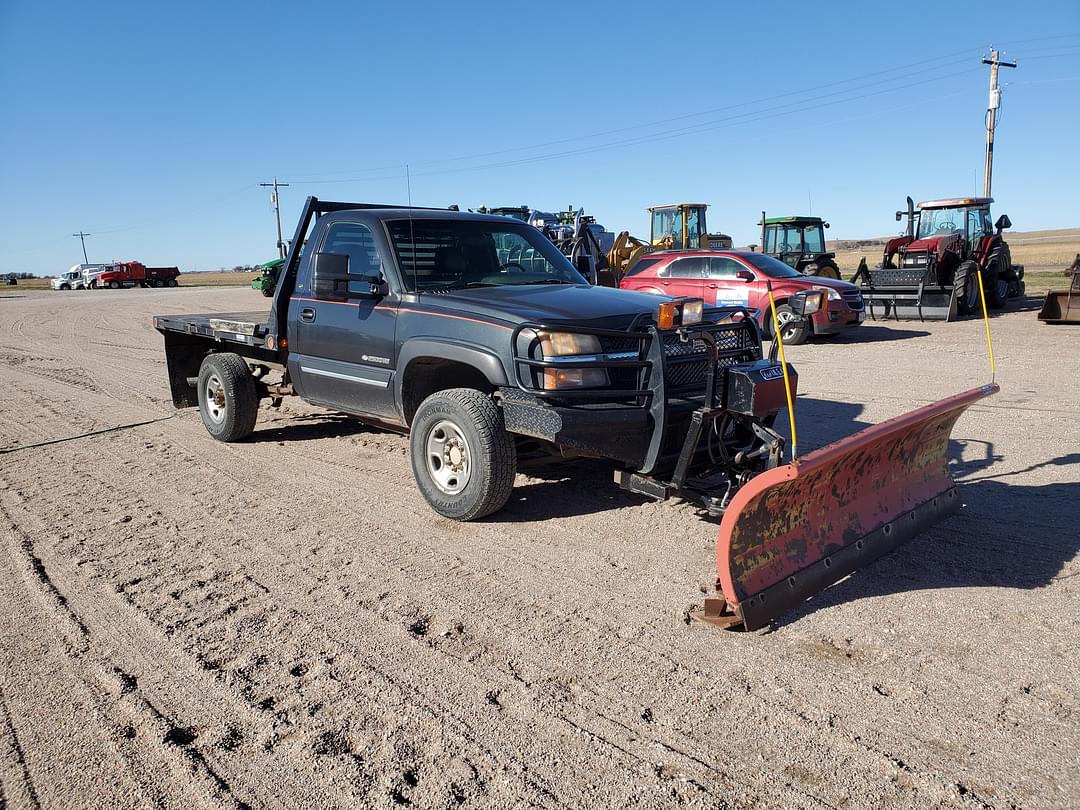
[995,214,1011,233]
[736,269,755,282]
[312,252,350,300]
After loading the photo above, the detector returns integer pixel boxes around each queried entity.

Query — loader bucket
[1038,290,1080,324]
[699,385,998,631]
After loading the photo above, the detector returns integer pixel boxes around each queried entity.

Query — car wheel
[197,353,259,442]
[410,388,516,521]
[769,303,810,345]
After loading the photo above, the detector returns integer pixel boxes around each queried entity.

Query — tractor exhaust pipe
[895,196,915,238]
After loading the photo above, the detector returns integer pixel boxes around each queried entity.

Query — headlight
[657,298,704,329]
[538,332,608,390]
[814,286,841,301]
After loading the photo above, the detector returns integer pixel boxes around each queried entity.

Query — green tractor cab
[759,213,841,279]
[251,257,286,297]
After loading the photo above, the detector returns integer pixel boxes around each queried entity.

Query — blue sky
[1,1,1077,275]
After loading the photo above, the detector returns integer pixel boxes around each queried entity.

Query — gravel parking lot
[1,287,1076,809]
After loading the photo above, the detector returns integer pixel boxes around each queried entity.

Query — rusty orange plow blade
[696,384,998,631]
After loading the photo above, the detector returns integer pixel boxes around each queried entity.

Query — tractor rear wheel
[803,261,841,280]
[953,261,982,316]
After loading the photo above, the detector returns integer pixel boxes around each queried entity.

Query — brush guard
[695,384,999,631]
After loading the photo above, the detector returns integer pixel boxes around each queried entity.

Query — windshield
[917,207,970,239]
[741,253,805,279]
[387,219,586,292]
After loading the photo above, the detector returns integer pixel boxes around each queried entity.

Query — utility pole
[981,48,1016,198]
[259,178,290,258]
[72,232,90,263]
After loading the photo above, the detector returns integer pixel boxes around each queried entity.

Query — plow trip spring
[696,385,998,631]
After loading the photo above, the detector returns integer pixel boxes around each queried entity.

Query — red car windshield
[740,253,805,279]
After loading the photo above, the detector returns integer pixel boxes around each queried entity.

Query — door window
[322,222,380,278]
[703,257,744,279]
[666,258,705,278]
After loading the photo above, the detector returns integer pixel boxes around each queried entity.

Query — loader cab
[915,198,994,244]
[649,204,709,250]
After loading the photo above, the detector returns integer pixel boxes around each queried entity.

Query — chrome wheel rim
[204,374,226,424]
[776,309,798,340]
[425,419,471,495]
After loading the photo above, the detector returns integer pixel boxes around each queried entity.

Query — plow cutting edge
[700,384,998,631]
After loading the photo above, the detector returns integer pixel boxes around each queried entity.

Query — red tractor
[854,196,1024,320]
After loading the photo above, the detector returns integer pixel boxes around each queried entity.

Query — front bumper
[810,298,864,334]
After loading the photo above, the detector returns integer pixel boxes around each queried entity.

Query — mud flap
[698,385,998,631]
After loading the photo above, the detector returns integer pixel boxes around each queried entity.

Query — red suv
[619,250,864,344]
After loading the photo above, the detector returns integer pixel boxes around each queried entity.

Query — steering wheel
[502,262,527,273]
[936,221,956,233]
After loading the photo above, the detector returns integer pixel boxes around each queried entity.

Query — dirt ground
[1,287,1077,809]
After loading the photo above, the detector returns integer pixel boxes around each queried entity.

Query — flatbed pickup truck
[153,196,998,631]
[155,197,798,522]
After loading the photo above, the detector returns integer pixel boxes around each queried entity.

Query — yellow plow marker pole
[976,268,997,382]
[766,282,798,460]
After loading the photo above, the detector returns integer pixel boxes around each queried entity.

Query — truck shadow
[823,325,931,343]
[251,412,377,443]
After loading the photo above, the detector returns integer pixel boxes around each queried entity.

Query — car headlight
[538,332,608,389]
[814,286,841,301]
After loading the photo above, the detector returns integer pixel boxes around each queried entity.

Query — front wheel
[768,303,810,345]
[409,388,516,521]
[108,280,120,289]
[197,353,259,442]
[953,260,982,315]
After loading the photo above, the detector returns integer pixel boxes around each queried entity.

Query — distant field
[11,228,1078,295]
[180,271,260,287]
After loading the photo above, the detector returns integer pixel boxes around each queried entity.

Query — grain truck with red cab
[91,261,181,289]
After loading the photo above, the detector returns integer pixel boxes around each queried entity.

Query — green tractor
[251,257,285,297]
[759,212,841,280]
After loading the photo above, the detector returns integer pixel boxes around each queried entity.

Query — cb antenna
[406,163,418,294]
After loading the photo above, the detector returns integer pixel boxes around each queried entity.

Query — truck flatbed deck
[153,311,270,346]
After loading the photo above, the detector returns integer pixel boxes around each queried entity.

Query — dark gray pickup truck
[155,197,801,523]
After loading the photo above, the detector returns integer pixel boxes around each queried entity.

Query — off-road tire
[953,260,982,316]
[767,303,810,345]
[984,251,1009,309]
[410,388,516,521]
[803,261,841,280]
[197,353,259,442]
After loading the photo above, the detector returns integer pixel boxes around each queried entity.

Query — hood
[797,275,858,292]
[417,283,673,329]
[904,233,961,255]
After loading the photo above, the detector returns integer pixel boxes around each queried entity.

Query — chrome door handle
[300,307,316,323]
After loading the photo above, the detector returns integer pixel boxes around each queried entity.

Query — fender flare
[395,338,509,419]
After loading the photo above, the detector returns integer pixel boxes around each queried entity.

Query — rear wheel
[803,261,841,280]
[409,388,516,521]
[167,278,178,287]
[154,279,165,288]
[953,260,982,315]
[197,353,259,442]
[768,303,810,345]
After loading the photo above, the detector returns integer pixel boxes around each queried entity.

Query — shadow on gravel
[825,325,931,343]
[770,419,1080,629]
[249,413,381,443]
[492,459,649,522]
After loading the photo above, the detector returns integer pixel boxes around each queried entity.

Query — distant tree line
[231,265,259,273]
[4,272,37,279]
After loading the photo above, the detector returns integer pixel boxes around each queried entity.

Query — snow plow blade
[699,384,998,631]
